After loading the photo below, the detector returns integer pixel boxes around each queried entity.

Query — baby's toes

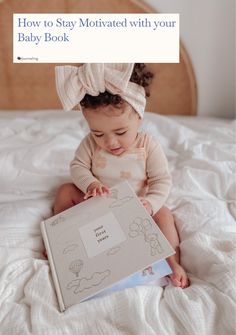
[169,273,182,287]
[181,275,190,289]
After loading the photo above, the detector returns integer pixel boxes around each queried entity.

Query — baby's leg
[153,207,189,288]
[42,184,84,258]
[53,183,85,215]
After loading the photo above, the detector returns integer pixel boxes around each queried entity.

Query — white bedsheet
[0,111,235,335]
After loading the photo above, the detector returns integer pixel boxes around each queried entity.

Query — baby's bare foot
[169,262,190,288]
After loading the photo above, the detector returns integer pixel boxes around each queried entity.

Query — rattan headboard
[0,0,197,115]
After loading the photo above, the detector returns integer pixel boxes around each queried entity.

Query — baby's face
[83,103,141,156]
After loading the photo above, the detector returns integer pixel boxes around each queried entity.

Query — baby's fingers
[140,198,146,206]
[96,186,109,196]
[101,185,110,195]
[84,185,110,199]
[92,187,99,197]
[84,189,96,199]
[96,185,104,195]
[83,191,92,199]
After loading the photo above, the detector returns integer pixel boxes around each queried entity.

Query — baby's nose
[105,136,117,147]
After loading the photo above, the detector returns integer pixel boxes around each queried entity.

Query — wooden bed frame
[0,0,197,116]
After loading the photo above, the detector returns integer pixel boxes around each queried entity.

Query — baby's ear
[137,115,142,126]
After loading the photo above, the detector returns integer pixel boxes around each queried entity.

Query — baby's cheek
[93,137,103,148]
[125,134,137,146]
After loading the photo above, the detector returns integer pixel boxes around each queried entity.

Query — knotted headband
[55,63,146,118]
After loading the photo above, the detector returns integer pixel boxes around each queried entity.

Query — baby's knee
[53,183,81,215]
[56,183,76,199]
[55,183,85,204]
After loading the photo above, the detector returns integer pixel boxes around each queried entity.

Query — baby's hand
[139,198,153,216]
[84,181,110,199]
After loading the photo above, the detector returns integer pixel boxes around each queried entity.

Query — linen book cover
[41,181,174,311]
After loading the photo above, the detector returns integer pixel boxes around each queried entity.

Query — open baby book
[41,181,174,311]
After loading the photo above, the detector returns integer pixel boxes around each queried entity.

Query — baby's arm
[145,137,172,214]
[70,135,110,198]
[70,135,100,194]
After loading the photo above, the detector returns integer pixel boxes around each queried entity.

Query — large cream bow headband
[55,63,146,118]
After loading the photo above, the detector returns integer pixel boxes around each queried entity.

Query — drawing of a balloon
[69,259,84,277]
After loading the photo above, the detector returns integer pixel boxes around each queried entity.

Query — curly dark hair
[80,63,153,109]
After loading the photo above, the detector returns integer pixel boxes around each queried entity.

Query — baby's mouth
[109,147,123,154]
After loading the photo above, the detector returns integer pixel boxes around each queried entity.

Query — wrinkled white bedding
[0,111,235,335]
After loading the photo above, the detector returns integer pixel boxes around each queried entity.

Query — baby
[54,63,189,288]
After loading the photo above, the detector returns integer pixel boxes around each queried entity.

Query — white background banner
[13,13,179,63]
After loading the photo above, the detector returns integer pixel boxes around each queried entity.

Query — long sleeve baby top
[70,132,171,214]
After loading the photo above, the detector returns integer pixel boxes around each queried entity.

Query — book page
[42,181,174,308]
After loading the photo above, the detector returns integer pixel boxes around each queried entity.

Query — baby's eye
[116,131,127,136]
[94,133,104,138]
